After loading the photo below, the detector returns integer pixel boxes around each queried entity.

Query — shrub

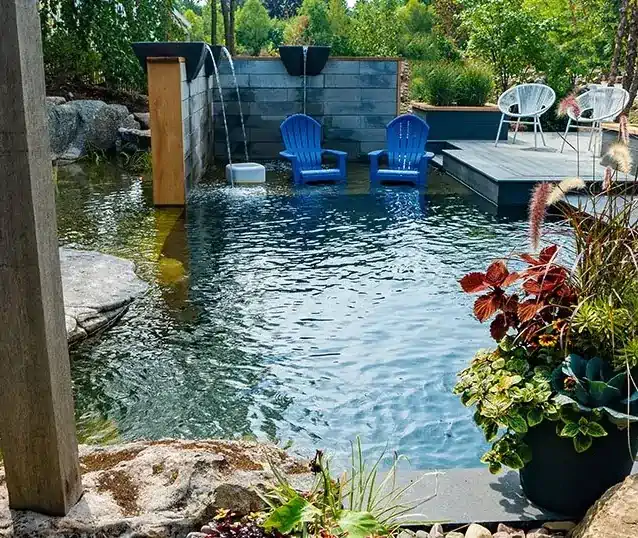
[299,0,332,45]
[236,0,272,56]
[455,63,494,106]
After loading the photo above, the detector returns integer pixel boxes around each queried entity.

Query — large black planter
[132,42,215,82]
[279,46,331,76]
[520,420,638,517]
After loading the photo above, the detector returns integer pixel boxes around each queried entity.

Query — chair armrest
[322,149,347,157]
[279,150,297,161]
[368,149,387,158]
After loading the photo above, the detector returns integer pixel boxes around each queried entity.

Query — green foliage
[40,0,179,91]
[411,61,493,106]
[348,0,401,57]
[299,0,332,45]
[461,0,551,92]
[184,8,207,41]
[237,0,273,55]
[259,439,435,537]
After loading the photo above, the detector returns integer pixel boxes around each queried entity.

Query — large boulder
[0,440,311,538]
[60,248,149,344]
[46,99,143,161]
[571,473,638,538]
[117,127,152,153]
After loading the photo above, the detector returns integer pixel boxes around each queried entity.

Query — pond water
[57,161,561,468]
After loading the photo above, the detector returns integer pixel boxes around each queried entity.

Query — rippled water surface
[57,161,554,468]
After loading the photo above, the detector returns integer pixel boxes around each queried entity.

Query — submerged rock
[0,439,311,538]
[60,248,148,343]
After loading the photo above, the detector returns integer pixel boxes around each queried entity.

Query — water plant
[257,439,438,538]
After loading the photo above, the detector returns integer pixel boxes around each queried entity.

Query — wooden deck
[436,132,612,206]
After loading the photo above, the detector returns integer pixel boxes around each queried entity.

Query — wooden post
[0,0,82,516]
[148,57,186,206]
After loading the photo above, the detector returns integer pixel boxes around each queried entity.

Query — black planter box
[412,103,505,142]
[132,42,220,82]
[520,419,638,517]
[279,46,331,76]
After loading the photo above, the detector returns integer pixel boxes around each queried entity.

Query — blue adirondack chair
[279,114,347,184]
[368,114,434,186]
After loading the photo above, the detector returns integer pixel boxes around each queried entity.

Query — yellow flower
[538,334,558,347]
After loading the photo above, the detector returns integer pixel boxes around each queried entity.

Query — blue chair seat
[279,114,347,184]
[368,115,433,186]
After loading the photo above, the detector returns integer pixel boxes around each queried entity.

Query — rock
[47,100,139,161]
[543,521,576,533]
[47,102,80,159]
[46,96,66,105]
[446,533,465,538]
[416,530,430,538]
[0,439,311,538]
[398,531,415,538]
[117,127,152,153]
[525,528,550,538]
[466,523,492,538]
[134,112,151,129]
[496,523,523,537]
[571,474,638,538]
[493,533,509,538]
[60,248,148,343]
[187,534,209,538]
[429,523,444,538]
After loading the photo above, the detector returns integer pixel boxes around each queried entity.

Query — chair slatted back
[280,114,323,170]
[386,114,429,170]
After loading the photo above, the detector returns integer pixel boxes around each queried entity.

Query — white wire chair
[495,83,556,149]
[560,86,629,155]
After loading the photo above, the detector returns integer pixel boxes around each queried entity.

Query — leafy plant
[259,439,438,537]
[455,63,494,106]
[415,63,461,106]
[237,0,272,56]
[411,61,494,106]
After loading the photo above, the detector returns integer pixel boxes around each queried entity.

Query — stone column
[0,0,82,516]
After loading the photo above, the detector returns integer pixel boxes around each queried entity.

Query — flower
[600,141,632,173]
[538,334,558,347]
[546,177,586,206]
[602,166,614,192]
[619,114,630,145]
[528,183,553,250]
[557,94,581,118]
[563,375,577,391]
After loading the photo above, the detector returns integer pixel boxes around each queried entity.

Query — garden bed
[412,103,504,142]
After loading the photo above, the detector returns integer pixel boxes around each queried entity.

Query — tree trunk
[623,2,638,91]
[211,0,217,44]
[220,0,230,50]
[610,0,630,83]
[228,0,236,55]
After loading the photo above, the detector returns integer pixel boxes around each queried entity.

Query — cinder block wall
[214,57,401,160]
[182,66,215,190]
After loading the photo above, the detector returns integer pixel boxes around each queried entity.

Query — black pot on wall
[519,419,638,517]
[132,42,221,82]
[279,46,331,76]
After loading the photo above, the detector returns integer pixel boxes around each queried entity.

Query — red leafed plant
[459,245,577,345]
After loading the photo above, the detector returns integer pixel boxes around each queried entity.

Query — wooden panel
[148,57,185,206]
[0,0,82,516]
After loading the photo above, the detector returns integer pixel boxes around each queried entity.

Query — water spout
[205,44,234,186]
[220,46,249,163]
[302,45,308,116]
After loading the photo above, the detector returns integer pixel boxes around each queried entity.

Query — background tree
[348,0,400,56]
[236,0,272,55]
[300,0,332,45]
[461,0,549,92]
[264,0,303,19]
[220,0,237,54]
[327,0,351,55]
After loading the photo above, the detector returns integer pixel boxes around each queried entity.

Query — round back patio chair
[561,86,629,154]
[495,83,556,149]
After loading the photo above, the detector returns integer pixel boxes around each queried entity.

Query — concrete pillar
[0,0,82,516]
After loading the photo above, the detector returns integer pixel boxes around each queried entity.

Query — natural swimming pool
[57,161,559,468]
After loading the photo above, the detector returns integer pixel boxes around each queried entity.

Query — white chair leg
[560,118,572,153]
[533,116,538,149]
[537,116,547,146]
[512,118,521,143]
[495,114,505,147]
[588,122,596,152]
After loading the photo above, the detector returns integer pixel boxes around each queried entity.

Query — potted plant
[453,121,638,516]
[278,16,331,76]
[411,62,504,143]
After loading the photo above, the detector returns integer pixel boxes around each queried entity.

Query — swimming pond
[57,162,563,468]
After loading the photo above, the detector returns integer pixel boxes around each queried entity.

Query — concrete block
[321,140,361,156]
[324,127,386,143]
[360,74,397,88]
[361,115,395,129]
[252,88,288,102]
[181,80,190,100]
[324,74,360,89]
[359,101,397,115]
[323,88,361,102]
[323,116,362,129]
[361,89,396,102]
[249,141,285,158]
[287,87,325,102]
[322,60,360,75]
[247,128,280,142]
[249,101,300,116]
[323,101,364,115]
[217,73,250,88]
[240,60,286,75]
[249,73,301,89]
[360,60,399,75]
